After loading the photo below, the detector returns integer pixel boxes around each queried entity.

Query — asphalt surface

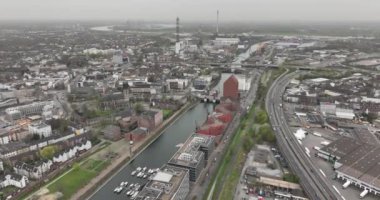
[265,70,340,200]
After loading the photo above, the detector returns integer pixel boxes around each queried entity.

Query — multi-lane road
[266,70,340,200]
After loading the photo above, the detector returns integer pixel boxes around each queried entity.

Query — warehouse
[317,136,380,197]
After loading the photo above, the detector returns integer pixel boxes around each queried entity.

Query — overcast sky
[0,0,379,22]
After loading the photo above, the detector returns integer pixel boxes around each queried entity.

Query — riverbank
[74,101,198,200]
[20,142,111,200]
[204,68,286,200]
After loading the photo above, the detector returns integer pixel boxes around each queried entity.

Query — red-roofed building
[223,75,239,100]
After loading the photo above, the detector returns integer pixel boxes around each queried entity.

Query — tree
[40,145,59,160]
[255,110,268,124]
[49,119,69,132]
[134,103,145,115]
[367,113,378,124]
[31,134,40,141]
[259,125,276,143]
[242,135,254,152]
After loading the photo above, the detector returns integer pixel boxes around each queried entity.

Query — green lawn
[163,109,173,120]
[47,159,110,200]
[48,167,96,200]
[93,161,110,172]
[82,159,103,171]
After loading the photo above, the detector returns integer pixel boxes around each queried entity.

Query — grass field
[47,159,109,200]
[48,167,96,200]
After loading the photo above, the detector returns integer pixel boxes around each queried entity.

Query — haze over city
[0,1,380,200]
[1,0,380,22]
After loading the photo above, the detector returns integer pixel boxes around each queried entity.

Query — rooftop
[320,136,362,159]
[325,137,380,190]
[168,134,211,168]
[136,165,189,200]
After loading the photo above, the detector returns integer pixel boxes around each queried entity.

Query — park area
[47,159,110,200]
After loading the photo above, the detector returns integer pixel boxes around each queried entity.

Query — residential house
[53,140,92,163]
[14,160,52,179]
[0,174,28,189]
[28,122,52,138]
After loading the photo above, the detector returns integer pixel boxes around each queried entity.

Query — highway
[265,71,339,200]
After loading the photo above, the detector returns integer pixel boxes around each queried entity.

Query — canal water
[89,103,214,200]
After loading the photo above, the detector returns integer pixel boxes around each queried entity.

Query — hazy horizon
[1,0,380,22]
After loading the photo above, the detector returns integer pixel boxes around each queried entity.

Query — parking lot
[234,145,306,200]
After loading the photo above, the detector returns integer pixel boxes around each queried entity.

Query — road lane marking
[333,185,341,195]
[319,169,326,177]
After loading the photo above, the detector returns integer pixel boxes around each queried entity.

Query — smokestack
[176,17,180,42]
[216,10,219,36]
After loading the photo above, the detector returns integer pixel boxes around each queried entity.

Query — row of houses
[13,140,92,179]
[0,131,87,160]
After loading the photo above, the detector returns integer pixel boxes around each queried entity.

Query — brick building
[223,75,239,100]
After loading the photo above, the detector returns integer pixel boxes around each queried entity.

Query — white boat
[148,169,153,174]
[175,143,184,148]
[136,167,142,171]
[155,168,160,172]
[131,191,138,199]
[126,190,131,195]
[137,172,143,177]
[131,170,137,176]
[143,174,147,179]
[142,167,147,172]
[114,186,123,194]
[124,182,128,187]
[129,183,134,189]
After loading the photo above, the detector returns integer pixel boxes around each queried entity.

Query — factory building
[213,37,240,46]
[220,73,251,92]
[316,136,380,197]
[223,75,239,100]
